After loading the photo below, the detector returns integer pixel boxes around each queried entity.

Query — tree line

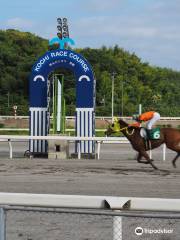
[0,29,180,116]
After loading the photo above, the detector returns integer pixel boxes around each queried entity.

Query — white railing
[0,192,179,212]
[0,193,179,240]
[0,128,106,132]
[0,135,128,159]
[0,115,180,120]
[0,135,166,161]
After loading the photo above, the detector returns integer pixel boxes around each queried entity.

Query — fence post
[149,149,152,159]
[8,139,12,159]
[97,141,101,160]
[163,144,166,161]
[77,141,81,159]
[113,210,122,240]
[0,208,6,240]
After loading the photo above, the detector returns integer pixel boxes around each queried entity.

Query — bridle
[110,122,135,136]
[118,126,135,135]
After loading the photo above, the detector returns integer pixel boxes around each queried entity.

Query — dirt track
[1,142,180,240]
[0,142,180,198]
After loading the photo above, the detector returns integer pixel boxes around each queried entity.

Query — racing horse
[105,118,180,170]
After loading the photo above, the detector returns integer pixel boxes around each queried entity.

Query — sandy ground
[0,141,180,198]
[0,142,180,240]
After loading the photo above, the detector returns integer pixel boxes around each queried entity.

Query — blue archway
[29,49,96,155]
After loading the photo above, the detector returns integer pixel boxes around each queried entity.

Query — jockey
[130,111,160,130]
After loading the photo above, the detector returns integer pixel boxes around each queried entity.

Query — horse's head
[105,118,130,136]
[105,117,121,136]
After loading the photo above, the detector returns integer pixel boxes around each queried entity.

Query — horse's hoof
[151,165,158,170]
[151,163,158,170]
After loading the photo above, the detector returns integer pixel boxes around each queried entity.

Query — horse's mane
[118,118,139,130]
[118,118,128,125]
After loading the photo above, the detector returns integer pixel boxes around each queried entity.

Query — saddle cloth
[140,128,161,140]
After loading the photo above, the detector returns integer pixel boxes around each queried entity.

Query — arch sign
[29,48,95,155]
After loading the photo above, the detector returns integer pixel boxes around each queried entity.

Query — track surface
[1,142,180,240]
[0,142,180,198]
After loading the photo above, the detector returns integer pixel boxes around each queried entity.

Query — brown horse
[105,118,180,170]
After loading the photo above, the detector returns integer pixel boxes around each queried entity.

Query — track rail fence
[0,116,180,120]
[0,135,166,160]
[0,193,180,240]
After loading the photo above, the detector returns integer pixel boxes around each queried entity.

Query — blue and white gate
[29,49,96,155]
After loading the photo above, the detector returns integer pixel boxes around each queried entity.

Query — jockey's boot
[145,139,150,150]
[145,129,152,150]
[146,129,152,140]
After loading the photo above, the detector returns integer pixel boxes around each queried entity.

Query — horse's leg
[166,138,180,168]
[137,152,150,164]
[139,150,158,170]
[172,152,180,168]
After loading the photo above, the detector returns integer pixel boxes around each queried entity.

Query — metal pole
[139,104,142,115]
[97,141,101,160]
[62,99,66,133]
[77,142,81,159]
[57,80,62,132]
[111,73,115,121]
[113,210,122,240]
[7,92,10,108]
[8,139,13,159]
[0,208,6,240]
[61,75,65,133]
[149,149,152,159]
[121,81,123,117]
[163,144,166,161]
[54,77,58,132]
[52,75,56,134]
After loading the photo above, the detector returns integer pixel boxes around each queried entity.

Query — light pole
[139,104,142,115]
[121,81,124,117]
[7,92,10,108]
[121,76,128,117]
[111,72,116,121]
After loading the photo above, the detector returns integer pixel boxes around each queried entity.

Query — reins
[126,127,135,135]
[119,126,135,135]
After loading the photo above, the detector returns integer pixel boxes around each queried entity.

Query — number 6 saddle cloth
[140,127,161,140]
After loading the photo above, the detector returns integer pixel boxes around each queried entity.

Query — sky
[1,0,180,71]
